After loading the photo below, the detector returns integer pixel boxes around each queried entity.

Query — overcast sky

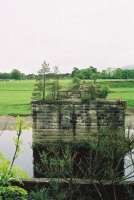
[0,0,134,74]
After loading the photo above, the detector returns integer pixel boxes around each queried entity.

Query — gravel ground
[0,116,32,130]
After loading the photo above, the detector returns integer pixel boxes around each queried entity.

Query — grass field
[0,80,35,116]
[0,79,134,116]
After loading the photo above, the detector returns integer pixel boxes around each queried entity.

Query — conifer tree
[53,66,59,100]
[32,61,50,100]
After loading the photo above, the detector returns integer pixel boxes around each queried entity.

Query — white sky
[0,0,134,74]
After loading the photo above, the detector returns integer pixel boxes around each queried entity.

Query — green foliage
[29,188,49,200]
[34,143,71,178]
[32,63,61,101]
[0,117,29,199]
[0,69,26,80]
[97,85,110,98]
[0,149,28,187]
[0,153,16,186]
[34,134,128,181]
[72,77,81,90]
[81,83,109,102]
[0,153,28,185]
[29,183,65,200]
[32,79,42,100]
[45,80,61,100]
[0,186,28,200]
[72,66,97,80]
[11,69,23,80]
[0,117,29,187]
[32,61,51,101]
[72,66,134,80]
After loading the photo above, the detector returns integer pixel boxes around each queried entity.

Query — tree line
[0,69,40,80]
[1,66,134,80]
[0,68,70,80]
[72,67,134,80]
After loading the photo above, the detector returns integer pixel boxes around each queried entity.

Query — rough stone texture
[32,100,126,179]
[32,100,126,143]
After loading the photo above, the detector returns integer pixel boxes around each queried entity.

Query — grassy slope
[0,80,35,116]
[101,81,134,107]
[0,79,134,116]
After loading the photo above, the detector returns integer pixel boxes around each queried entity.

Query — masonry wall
[32,100,126,143]
[32,100,126,178]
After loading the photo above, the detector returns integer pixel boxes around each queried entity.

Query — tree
[71,67,79,77]
[26,74,36,80]
[71,66,98,80]
[53,66,60,99]
[10,69,22,80]
[91,73,98,84]
[40,61,50,100]
[0,73,11,79]
[32,61,50,100]
[113,68,122,79]
[32,77,43,100]
[72,77,80,90]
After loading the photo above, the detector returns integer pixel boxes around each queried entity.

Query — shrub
[97,85,109,98]
[0,186,28,200]
[29,186,65,200]
[0,152,28,186]
[72,77,81,90]
[81,84,109,102]
[29,188,49,200]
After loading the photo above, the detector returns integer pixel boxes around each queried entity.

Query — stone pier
[32,100,126,143]
[32,99,126,179]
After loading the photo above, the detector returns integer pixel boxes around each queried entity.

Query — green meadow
[0,79,134,116]
[0,80,35,116]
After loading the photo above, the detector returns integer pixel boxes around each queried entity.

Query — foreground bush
[29,188,49,200]
[29,187,65,200]
[0,186,28,200]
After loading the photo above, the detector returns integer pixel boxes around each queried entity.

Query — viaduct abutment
[32,100,126,143]
[32,100,126,179]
